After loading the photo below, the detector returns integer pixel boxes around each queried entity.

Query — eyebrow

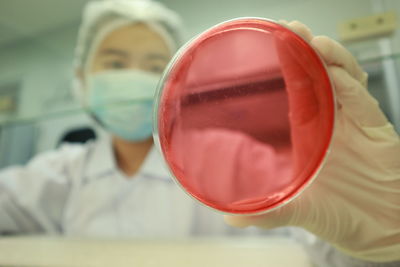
[100,49,170,62]
[100,48,129,57]
[144,53,170,62]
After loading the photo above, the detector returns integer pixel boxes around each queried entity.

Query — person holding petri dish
[0,1,399,266]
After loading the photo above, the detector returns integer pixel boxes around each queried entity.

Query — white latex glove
[224,21,400,263]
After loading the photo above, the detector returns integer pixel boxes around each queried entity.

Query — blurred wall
[0,22,94,157]
[0,25,78,118]
[161,0,372,39]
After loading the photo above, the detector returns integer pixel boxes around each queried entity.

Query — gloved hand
[224,21,400,263]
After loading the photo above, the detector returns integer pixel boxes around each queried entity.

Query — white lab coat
[0,136,231,237]
[0,137,396,266]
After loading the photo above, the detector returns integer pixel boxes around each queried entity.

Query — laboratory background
[0,1,400,266]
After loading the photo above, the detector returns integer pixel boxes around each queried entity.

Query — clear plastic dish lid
[153,18,335,215]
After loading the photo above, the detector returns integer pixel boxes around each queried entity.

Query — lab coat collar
[85,136,171,181]
[84,135,116,179]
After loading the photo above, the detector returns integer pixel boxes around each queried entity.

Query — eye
[149,65,165,73]
[104,60,127,69]
[144,61,168,74]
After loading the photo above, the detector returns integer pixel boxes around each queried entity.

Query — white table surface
[0,236,312,267]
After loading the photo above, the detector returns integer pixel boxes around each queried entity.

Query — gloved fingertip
[277,19,289,25]
[287,20,313,42]
[310,36,334,60]
[328,66,388,127]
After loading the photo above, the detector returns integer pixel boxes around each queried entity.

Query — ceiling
[0,0,89,47]
[0,0,309,48]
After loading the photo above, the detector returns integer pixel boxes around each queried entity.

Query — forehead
[96,23,171,56]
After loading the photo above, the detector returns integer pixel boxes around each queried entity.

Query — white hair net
[72,0,185,105]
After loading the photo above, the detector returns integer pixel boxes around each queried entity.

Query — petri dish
[153,18,335,215]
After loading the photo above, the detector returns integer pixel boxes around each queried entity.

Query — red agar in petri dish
[154,18,335,215]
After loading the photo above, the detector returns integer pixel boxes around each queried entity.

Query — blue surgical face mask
[87,69,161,141]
